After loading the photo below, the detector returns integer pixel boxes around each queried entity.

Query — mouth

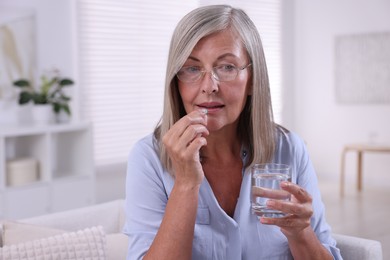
[197,102,224,112]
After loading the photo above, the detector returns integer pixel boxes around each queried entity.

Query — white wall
[0,0,75,76]
[291,0,390,187]
[0,0,79,121]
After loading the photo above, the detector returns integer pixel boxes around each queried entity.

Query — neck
[200,127,241,163]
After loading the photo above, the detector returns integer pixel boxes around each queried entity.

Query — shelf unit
[0,122,95,219]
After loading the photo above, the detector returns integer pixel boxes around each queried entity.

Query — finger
[178,110,208,131]
[265,199,312,217]
[260,215,310,228]
[166,125,208,161]
[181,124,209,147]
[260,214,292,225]
[163,110,208,148]
[281,182,312,203]
[176,110,209,149]
[252,186,290,200]
[185,135,207,159]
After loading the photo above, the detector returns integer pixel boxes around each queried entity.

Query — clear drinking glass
[251,163,291,218]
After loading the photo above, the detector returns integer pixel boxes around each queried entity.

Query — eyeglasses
[176,63,251,83]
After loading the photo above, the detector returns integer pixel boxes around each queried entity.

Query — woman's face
[177,29,252,133]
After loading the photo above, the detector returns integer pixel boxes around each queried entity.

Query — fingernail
[201,108,208,115]
[281,181,289,188]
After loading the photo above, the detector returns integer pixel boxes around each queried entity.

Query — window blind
[77,0,197,166]
[77,0,282,167]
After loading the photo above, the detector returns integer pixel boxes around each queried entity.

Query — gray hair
[154,5,275,172]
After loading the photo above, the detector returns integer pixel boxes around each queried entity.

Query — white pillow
[0,225,106,260]
[2,221,65,245]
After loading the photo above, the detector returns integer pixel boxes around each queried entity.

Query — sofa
[0,199,383,259]
[0,200,128,259]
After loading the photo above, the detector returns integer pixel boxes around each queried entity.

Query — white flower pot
[32,104,54,125]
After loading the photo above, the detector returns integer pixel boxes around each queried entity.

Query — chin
[205,121,221,132]
[206,120,234,133]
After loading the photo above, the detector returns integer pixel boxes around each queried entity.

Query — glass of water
[251,163,291,218]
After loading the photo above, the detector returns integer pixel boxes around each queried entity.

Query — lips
[197,102,224,111]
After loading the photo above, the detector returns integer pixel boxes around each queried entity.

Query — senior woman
[124,5,342,260]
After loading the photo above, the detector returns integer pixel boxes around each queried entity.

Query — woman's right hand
[144,110,208,259]
[162,109,209,187]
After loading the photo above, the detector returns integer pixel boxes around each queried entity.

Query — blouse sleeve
[122,135,169,260]
[290,132,343,259]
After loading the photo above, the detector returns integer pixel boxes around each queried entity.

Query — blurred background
[0,0,389,257]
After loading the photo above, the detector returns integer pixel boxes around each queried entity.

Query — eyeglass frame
[176,63,252,83]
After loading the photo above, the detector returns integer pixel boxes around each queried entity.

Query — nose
[200,71,219,94]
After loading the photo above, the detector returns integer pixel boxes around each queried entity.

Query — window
[77,0,282,168]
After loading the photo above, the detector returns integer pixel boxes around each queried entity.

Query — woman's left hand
[260,182,314,240]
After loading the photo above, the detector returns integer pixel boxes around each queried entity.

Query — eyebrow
[187,53,239,62]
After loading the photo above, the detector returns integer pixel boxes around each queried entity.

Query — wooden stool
[340,144,390,196]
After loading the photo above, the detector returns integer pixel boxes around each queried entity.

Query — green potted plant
[13,69,74,123]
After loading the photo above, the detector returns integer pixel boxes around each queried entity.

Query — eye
[217,64,236,72]
[181,66,201,74]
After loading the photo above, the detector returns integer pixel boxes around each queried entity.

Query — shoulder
[129,133,158,156]
[126,133,169,187]
[128,133,162,167]
[275,125,306,154]
[131,133,158,150]
[274,126,311,173]
[273,126,315,185]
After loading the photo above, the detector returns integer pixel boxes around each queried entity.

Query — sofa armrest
[334,233,383,260]
[20,199,126,234]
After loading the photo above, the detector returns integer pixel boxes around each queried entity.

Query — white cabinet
[0,122,95,219]
[4,184,50,219]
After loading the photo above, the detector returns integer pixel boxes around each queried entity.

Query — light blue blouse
[123,129,342,259]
